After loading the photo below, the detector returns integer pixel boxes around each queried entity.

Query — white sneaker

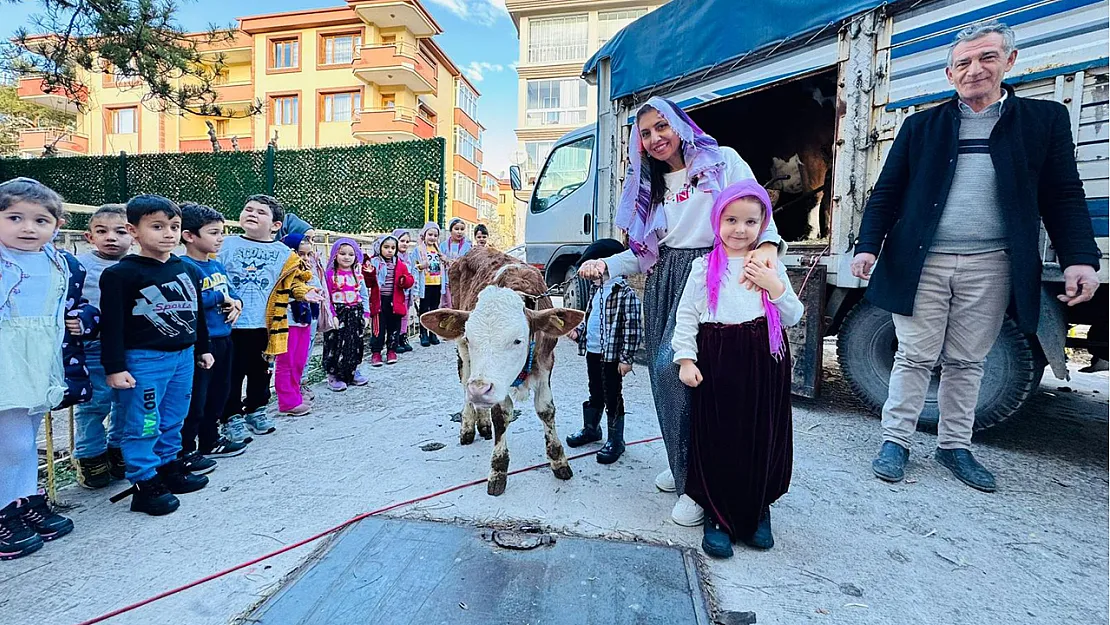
[655,468,676,493]
[671,494,704,527]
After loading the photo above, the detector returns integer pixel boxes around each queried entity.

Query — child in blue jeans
[100,195,213,516]
[74,204,131,488]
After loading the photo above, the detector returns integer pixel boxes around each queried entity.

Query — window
[455,127,480,164]
[531,136,593,213]
[324,92,361,122]
[598,9,647,47]
[454,172,478,207]
[215,119,229,136]
[324,34,361,65]
[526,79,588,127]
[272,95,298,125]
[382,94,396,109]
[524,141,555,178]
[272,38,299,69]
[110,107,136,134]
[528,15,588,64]
[457,82,478,120]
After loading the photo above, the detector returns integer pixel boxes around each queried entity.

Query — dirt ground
[2,339,1107,625]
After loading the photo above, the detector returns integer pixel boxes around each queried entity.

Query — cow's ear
[526,308,585,337]
[421,309,469,340]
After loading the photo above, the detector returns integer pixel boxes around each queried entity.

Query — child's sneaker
[352,369,370,385]
[107,447,126,481]
[370,353,384,368]
[156,460,209,494]
[222,416,254,444]
[284,402,312,416]
[327,375,347,392]
[386,350,398,365]
[0,500,43,560]
[130,476,179,516]
[202,437,247,458]
[179,451,217,475]
[244,409,276,435]
[74,453,112,489]
[17,495,74,542]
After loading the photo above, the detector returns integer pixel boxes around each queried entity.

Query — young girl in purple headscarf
[672,181,803,556]
[391,228,417,353]
[577,97,785,528]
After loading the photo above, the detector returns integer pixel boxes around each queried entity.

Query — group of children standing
[0,175,490,561]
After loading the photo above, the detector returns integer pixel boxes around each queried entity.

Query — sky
[7,0,521,177]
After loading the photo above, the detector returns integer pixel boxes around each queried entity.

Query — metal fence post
[265,144,276,196]
[117,151,129,201]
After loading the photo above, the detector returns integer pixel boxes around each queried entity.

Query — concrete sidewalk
[2,340,1106,625]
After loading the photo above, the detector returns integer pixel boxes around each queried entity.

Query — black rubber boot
[129,476,180,516]
[419,328,431,347]
[107,447,126,481]
[596,412,625,464]
[156,459,209,495]
[428,332,441,345]
[566,402,603,448]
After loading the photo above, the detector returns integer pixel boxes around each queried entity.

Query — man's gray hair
[947,19,1017,67]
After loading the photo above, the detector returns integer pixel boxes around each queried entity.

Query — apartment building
[505,0,662,188]
[16,0,486,224]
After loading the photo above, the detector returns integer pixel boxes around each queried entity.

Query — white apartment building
[506,0,663,187]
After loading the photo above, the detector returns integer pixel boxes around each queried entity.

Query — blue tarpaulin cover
[583,0,885,100]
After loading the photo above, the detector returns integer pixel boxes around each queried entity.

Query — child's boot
[370,353,384,368]
[566,401,603,448]
[74,453,112,489]
[17,494,74,541]
[398,332,413,353]
[129,476,180,516]
[0,500,43,560]
[741,507,774,550]
[107,447,126,481]
[596,411,626,464]
[156,459,209,494]
[428,332,441,345]
[419,328,431,347]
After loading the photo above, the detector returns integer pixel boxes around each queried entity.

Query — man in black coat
[851,20,1100,492]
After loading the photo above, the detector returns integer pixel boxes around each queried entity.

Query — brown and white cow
[421,247,585,496]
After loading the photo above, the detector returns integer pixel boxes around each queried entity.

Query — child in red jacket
[368,234,415,366]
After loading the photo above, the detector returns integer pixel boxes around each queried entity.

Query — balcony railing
[353,43,437,93]
[18,127,89,155]
[351,106,436,141]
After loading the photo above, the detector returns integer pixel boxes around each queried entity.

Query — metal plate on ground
[246,517,711,625]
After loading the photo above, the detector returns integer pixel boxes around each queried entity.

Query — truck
[511,0,1109,430]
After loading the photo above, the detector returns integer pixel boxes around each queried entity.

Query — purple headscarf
[324,237,364,292]
[706,180,785,359]
[615,96,728,273]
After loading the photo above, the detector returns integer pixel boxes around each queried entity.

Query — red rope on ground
[74,435,664,625]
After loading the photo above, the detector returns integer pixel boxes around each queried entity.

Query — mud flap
[1037,285,1070,381]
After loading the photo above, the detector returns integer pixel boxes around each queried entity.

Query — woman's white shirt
[670,256,804,363]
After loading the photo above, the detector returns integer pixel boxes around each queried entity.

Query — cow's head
[421,285,583,408]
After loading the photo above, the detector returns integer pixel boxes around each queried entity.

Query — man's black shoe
[872,441,909,482]
[935,448,997,492]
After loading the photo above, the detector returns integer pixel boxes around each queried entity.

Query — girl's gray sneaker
[245,409,276,435]
[222,416,254,444]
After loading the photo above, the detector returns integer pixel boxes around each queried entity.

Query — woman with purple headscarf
[578,97,784,528]
[671,181,803,556]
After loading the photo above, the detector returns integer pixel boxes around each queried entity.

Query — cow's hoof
[487,475,507,496]
[552,465,573,481]
[460,430,476,446]
[477,422,492,440]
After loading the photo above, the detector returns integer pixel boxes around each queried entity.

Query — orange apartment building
[15,0,487,225]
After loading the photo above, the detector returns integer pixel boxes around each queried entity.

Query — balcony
[351,107,436,144]
[349,0,441,38]
[179,136,254,152]
[212,81,254,105]
[17,76,86,114]
[17,128,89,156]
[353,43,436,94]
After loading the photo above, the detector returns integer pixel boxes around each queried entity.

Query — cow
[421,247,585,496]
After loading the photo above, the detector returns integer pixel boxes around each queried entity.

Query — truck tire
[562,265,588,311]
[837,300,1040,431]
